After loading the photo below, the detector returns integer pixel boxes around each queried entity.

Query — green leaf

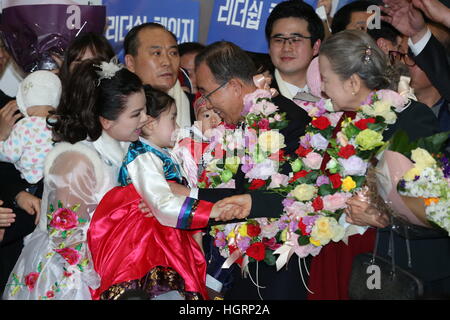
[343,123,360,139]
[37,262,42,273]
[75,243,82,251]
[416,131,450,155]
[367,121,386,132]
[264,249,277,266]
[318,183,335,196]
[49,203,54,213]
[297,235,310,246]
[57,200,63,209]
[71,204,81,212]
[352,175,366,188]
[61,231,67,240]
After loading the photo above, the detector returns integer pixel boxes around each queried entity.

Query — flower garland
[210,89,407,271]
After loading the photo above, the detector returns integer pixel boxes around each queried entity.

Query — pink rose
[377,89,408,110]
[49,208,79,231]
[258,118,270,130]
[322,193,352,212]
[55,247,82,265]
[303,152,323,170]
[268,173,289,189]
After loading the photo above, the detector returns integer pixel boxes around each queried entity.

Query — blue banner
[103,0,200,56]
[207,0,318,53]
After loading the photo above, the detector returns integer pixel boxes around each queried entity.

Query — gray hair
[319,30,392,90]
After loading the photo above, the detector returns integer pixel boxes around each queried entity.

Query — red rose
[312,196,324,211]
[262,237,281,250]
[329,173,342,189]
[337,145,356,159]
[49,208,79,231]
[289,170,309,183]
[295,146,312,158]
[25,272,39,291]
[229,245,243,265]
[258,118,270,130]
[249,179,266,190]
[354,118,376,130]
[247,223,261,237]
[297,219,309,236]
[311,116,331,130]
[46,290,55,298]
[55,247,81,265]
[246,242,266,261]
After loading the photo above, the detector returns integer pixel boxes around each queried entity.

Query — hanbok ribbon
[253,74,279,98]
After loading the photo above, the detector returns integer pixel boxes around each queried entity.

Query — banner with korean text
[207,0,318,53]
[103,0,200,56]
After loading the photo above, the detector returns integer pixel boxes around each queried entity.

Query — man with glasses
[265,1,324,101]
[367,21,439,142]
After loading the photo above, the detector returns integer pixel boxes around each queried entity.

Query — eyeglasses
[200,81,228,103]
[388,50,416,67]
[270,35,312,47]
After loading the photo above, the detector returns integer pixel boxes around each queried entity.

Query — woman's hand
[345,197,390,228]
[0,200,15,227]
[15,191,41,225]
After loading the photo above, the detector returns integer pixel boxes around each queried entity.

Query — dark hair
[331,0,378,34]
[265,0,324,47]
[320,30,392,90]
[50,58,143,144]
[178,42,205,57]
[59,32,115,86]
[246,51,275,75]
[124,23,178,57]
[195,41,256,85]
[143,85,174,119]
[367,21,402,45]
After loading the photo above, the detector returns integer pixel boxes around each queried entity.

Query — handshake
[210,194,252,222]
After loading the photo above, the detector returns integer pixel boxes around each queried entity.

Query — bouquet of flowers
[210,89,407,271]
[393,131,450,234]
[199,89,289,190]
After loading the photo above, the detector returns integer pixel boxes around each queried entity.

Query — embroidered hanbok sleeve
[127,151,213,230]
[44,150,100,289]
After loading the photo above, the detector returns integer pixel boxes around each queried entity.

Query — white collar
[92,131,128,168]
[274,69,309,100]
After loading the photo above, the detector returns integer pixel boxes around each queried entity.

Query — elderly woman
[306,30,445,300]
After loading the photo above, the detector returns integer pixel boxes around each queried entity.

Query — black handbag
[348,226,424,300]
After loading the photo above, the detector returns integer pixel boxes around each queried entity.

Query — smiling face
[142,103,178,148]
[101,90,148,142]
[195,62,244,125]
[269,17,319,83]
[125,28,180,92]
[319,54,356,111]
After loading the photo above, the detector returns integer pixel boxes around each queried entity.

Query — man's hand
[0,100,21,141]
[212,194,252,222]
[381,0,427,41]
[412,0,450,28]
[15,191,41,225]
[168,182,191,197]
[345,197,390,228]
[0,200,15,227]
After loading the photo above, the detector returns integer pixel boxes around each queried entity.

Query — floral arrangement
[210,90,406,271]
[199,89,289,190]
[395,132,450,234]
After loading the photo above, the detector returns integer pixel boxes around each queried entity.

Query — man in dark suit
[186,41,312,299]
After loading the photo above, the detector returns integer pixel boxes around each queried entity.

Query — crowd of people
[0,0,449,300]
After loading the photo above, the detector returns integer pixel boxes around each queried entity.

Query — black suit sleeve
[412,35,450,103]
[0,162,28,207]
[383,100,440,141]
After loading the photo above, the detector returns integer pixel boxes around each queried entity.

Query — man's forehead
[137,28,177,48]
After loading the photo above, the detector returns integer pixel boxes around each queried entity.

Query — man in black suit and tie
[171,40,312,300]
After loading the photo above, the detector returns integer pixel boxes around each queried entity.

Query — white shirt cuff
[408,28,432,56]
[189,188,199,199]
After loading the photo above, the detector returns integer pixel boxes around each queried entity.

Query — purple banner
[1,3,106,73]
